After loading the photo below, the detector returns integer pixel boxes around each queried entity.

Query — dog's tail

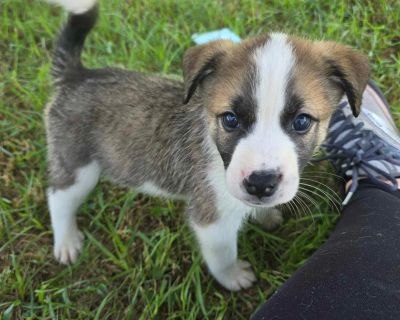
[48,0,98,83]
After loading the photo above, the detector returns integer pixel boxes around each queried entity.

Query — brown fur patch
[182,35,270,112]
[289,36,369,117]
[182,35,271,146]
[288,36,369,145]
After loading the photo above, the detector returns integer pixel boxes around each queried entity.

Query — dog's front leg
[191,211,256,291]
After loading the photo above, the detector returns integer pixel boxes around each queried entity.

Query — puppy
[45,0,369,291]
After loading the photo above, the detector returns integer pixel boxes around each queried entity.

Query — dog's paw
[213,260,256,291]
[53,229,84,265]
[254,207,283,231]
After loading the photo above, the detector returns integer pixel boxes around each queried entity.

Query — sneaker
[319,80,400,205]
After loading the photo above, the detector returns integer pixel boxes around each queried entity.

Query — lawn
[1,0,399,319]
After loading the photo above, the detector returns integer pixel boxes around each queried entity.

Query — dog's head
[183,33,369,207]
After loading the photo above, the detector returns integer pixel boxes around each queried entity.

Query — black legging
[252,180,400,320]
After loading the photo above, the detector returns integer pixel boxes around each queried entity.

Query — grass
[1,0,399,318]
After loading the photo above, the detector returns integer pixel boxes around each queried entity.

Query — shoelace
[317,105,400,205]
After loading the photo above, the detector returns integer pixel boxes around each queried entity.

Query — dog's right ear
[182,40,233,104]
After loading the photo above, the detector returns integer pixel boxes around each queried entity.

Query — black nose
[243,170,282,198]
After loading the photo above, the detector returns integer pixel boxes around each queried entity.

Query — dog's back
[45,1,199,193]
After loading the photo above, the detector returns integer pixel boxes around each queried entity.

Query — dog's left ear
[182,40,233,104]
[320,42,370,117]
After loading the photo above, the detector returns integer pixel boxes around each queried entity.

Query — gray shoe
[320,80,400,205]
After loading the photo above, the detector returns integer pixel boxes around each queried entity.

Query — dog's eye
[292,113,312,133]
[222,112,240,131]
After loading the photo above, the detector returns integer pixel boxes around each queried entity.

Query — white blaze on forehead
[253,33,295,133]
[225,33,300,206]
